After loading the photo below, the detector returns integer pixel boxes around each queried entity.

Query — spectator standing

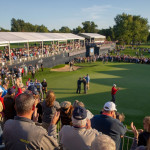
[130,122,150,150]
[35,80,43,100]
[91,101,126,150]
[41,63,43,72]
[24,65,28,76]
[28,80,34,87]
[3,88,16,123]
[1,83,8,97]
[138,116,150,146]
[41,79,47,98]
[32,67,35,79]
[42,90,60,131]
[60,101,73,126]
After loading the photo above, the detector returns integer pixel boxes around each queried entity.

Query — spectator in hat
[60,101,73,126]
[91,134,116,150]
[27,85,43,123]
[3,92,59,150]
[59,106,101,150]
[42,90,60,131]
[91,101,126,150]
[3,88,16,123]
[35,80,43,100]
[73,100,93,120]
[111,84,120,103]
[28,79,34,87]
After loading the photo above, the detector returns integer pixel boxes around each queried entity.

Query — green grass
[23,62,150,131]
[51,64,66,69]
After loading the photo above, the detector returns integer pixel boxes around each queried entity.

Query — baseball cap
[0,88,3,93]
[73,106,87,120]
[60,101,71,109]
[28,86,38,95]
[7,88,16,95]
[103,101,117,111]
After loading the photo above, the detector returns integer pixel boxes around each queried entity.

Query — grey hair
[72,117,87,127]
[15,93,35,115]
[91,134,116,150]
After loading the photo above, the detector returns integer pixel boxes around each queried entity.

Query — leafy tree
[99,27,115,41]
[0,27,10,32]
[72,26,85,34]
[51,29,59,33]
[36,25,49,32]
[107,36,111,41]
[113,13,149,45]
[59,26,71,33]
[11,18,49,32]
[11,18,21,32]
[82,21,98,33]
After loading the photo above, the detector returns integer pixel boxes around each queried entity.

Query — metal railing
[122,129,134,150]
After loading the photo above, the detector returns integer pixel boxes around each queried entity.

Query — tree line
[0,13,150,44]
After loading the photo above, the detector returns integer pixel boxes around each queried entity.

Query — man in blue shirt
[91,101,126,150]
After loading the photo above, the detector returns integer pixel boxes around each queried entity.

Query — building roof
[78,33,106,39]
[0,32,85,45]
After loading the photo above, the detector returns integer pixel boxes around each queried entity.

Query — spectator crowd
[0,41,84,64]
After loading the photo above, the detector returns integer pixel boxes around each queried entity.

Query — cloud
[81,5,131,20]
[81,5,112,20]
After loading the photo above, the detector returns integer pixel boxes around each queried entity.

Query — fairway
[23,62,150,129]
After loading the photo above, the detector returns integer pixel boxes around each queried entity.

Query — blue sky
[0,0,150,30]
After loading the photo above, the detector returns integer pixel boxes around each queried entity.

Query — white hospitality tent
[78,33,106,43]
[0,32,85,63]
[0,32,85,44]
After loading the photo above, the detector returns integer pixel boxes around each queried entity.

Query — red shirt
[111,87,118,95]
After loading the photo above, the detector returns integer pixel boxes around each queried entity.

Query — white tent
[78,33,106,39]
[0,32,85,44]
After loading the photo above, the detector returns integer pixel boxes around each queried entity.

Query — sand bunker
[51,65,80,72]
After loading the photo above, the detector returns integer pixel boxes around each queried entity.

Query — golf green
[23,62,150,129]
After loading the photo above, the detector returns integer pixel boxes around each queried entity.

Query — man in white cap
[111,84,120,103]
[91,101,126,150]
